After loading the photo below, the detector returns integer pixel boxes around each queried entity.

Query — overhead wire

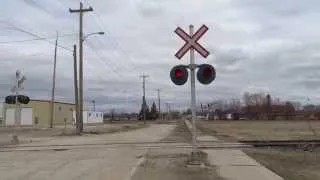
[54,1,129,103]
[82,0,150,75]
[1,21,73,53]
[83,0,165,106]
[71,0,171,109]
[84,40,124,80]
[0,33,77,44]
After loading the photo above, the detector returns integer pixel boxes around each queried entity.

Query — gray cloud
[0,0,320,112]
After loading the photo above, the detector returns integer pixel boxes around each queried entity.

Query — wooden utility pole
[156,89,161,119]
[69,3,93,132]
[73,44,80,134]
[50,32,58,128]
[140,75,149,124]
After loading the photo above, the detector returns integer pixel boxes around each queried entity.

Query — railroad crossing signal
[5,70,30,104]
[172,24,215,85]
[5,95,30,104]
[175,24,210,59]
[171,25,216,157]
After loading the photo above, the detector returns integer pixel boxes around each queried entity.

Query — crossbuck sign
[175,24,210,59]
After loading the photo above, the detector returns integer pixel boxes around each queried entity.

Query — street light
[78,31,104,132]
[82,31,104,42]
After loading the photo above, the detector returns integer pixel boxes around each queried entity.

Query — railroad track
[1,140,319,152]
[0,141,250,152]
[239,140,320,147]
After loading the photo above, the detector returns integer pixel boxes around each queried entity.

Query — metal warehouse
[0,100,75,127]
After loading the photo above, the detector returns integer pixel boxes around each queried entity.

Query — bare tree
[290,101,302,111]
[243,92,266,120]
[228,98,241,112]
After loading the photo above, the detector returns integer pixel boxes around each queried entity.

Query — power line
[83,33,123,72]
[82,1,143,73]
[0,33,77,44]
[84,40,124,79]
[2,22,73,53]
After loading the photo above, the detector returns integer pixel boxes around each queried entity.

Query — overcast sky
[0,0,320,112]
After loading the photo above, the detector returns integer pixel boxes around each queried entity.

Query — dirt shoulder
[245,149,320,180]
[197,120,320,141]
[0,123,147,146]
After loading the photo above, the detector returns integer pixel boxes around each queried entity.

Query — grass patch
[246,149,320,180]
[198,120,320,141]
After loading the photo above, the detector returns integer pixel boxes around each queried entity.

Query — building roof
[31,99,75,106]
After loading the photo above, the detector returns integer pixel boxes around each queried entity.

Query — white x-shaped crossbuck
[175,25,210,59]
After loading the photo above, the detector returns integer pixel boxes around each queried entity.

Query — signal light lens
[5,95,30,104]
[175,69,184,78]
[170,65,188,86]
[203,67,212,78]
[197,64,216,85]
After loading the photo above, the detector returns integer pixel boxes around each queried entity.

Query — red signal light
[170,65,188,85]
[175,69,184,78]
[197,64,216,85]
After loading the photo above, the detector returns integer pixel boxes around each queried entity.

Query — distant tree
[265,94,272,119]
[138,100,150,120]
[303,104,316,112]
[170,111,181,119]
[290,101,302,111]
[284,101,295,120]
[215,109,223,119]
[243,92,267,120]
[228,98,241,112]
[150,102,159,120]
[186,108,192,115]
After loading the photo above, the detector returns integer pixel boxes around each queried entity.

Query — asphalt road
[0,124,175,180]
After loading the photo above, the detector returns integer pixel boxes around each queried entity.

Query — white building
[73,111,104,124]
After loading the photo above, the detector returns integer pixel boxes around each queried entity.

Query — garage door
[5,108,15,126]
[21,108,32,125]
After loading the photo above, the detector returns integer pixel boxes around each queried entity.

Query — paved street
[0,122,286,180]
[0,124,174,180]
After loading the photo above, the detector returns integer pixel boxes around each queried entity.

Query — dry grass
[246,149,320,180]
[0,123,147,145]
[59,123,147,136]
[198,120,320,141]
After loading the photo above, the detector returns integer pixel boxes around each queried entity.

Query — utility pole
[73,44,80,134]
[140,75,149,124]
[156,89,161,120]
[189,25,197,151]
[69,3,93,132]
[50,32,58,128]
[13,71,20,144]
